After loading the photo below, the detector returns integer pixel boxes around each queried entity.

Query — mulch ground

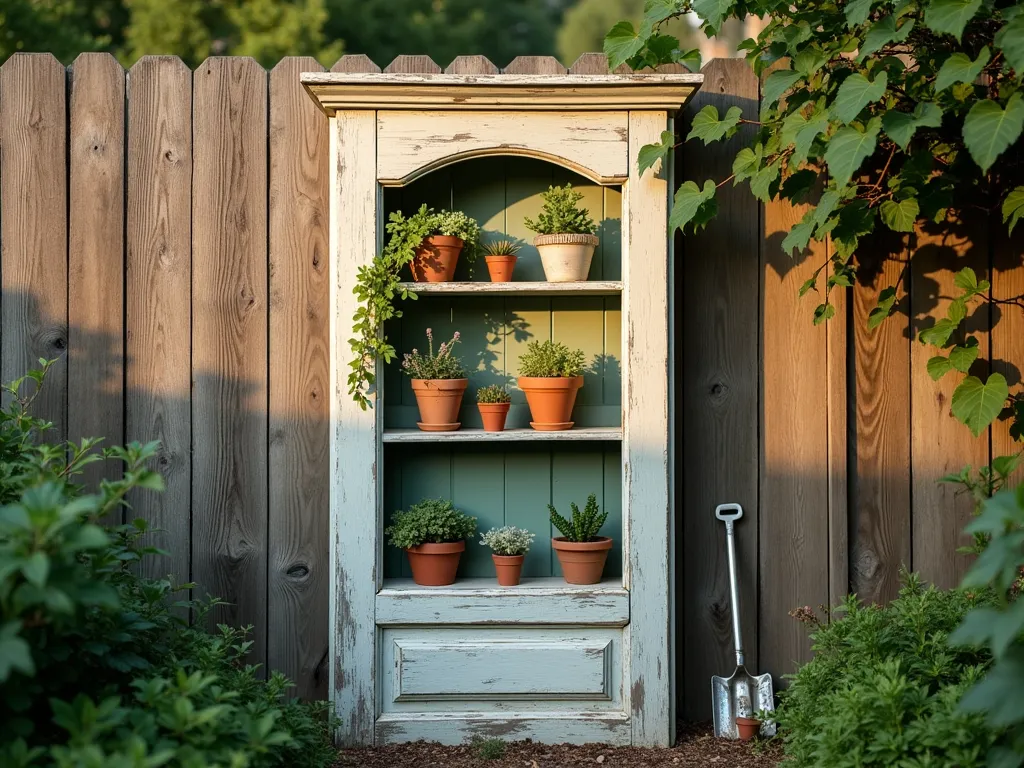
[335,722,783,768]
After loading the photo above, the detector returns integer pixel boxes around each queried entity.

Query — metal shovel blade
[711,665,776,739]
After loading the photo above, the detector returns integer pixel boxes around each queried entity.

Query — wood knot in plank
[286,563,310,580]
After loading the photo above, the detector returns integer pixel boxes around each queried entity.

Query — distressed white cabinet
[302,71,701,747]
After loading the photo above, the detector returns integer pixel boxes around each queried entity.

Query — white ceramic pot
[534,233,599,282]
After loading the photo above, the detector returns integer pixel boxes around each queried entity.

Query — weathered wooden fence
[0,51,1020,720]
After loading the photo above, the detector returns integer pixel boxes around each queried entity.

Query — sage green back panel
[381,158,623,580]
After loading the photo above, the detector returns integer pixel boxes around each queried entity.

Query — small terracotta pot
[485,254,517,282]
[411,378,467,431]
[517,376,583,431]
[406,541,465,586]
[534,233,598,282]
[552,536,612,585]
[478,402,510,432]
[411,235,464,282]
[492,554,525,586]
[735,716,760,741]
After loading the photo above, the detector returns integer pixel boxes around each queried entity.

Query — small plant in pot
[549,494,611,585]
[480,526,535,586]
[482,238,521,282]
[410,207,481,282]
[517,340,586,431]
[524,184,598,282]
[402,329,467,432]
[386,498,478,586]
[476,384,511,432]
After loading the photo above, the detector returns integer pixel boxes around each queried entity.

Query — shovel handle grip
[715,503,743,522]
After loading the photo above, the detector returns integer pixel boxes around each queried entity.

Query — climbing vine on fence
[606,0,1024,442]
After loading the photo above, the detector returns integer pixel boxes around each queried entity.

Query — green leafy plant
[524,184,598,235]
[774,574,999,767]
[401,328,465,380]
[941,453,1024,554]
[385,499,478,550]
[476,384,512,404]
[605,0,1024,442]
[479,526,535,556]
[349,205,481,408]
[548,494,608,542]
[483,238,523,257]
[518,340,587,378]
[471,736,507,760]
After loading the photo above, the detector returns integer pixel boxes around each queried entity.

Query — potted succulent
[402,329,467,432]
[476,384,511,432]
[517,340,586,431]
[480,526,535,586]
[410,208,481,283]
[549,494,611,585]
[386,499,478,586]
[524,184,599,282]
[482,238,521,282]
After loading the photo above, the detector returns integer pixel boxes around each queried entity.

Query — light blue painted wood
[452,450,505,577]
[503,451,553,577]
[375,712,631,746]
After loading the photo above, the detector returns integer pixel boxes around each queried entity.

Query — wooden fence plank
[331,54,381,74]
[191,56,269,665]
[677,59,760,721]
[910,217,989,588]
[569,53,631,75]
[849,236,910,604]
[827,282,849,607]
[68,53,125,504]
[126,56,193,584]
[503,56,567,75]
[445,55,498,74]
[0,53,68,435]
[992,222,1024,484]
[268,56,330,700]
[384,55,442,74]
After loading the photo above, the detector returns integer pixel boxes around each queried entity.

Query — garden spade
[711,503,776,739]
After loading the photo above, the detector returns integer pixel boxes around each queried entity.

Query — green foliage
[0,0,128,62]
[385,499,477,550]
[941,453,1023,555]
[471,736,507,760]
[482,238,522,257]
[479,526,535,556]
[523,184,598,236]
[548,494,608,542]
[0,362,336,767]
[774,575,1000,767]
[476,385,511,404]
[517,340,587,378]
[401,328,465,380]
[951,483,1024,764]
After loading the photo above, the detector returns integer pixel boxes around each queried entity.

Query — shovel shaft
[724,519,744,666]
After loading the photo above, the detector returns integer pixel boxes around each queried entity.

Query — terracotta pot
[485,254,518,282]
[735,716,760,741]
[534,233,598,282]
[411,235,464,282]
[552,536,612,585]
[406,541,465,586]
[411,378,467,431]
[478,402,510,432]
[492,554,525,586]
[517,376,583,431]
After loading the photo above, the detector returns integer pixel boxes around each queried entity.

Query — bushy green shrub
[517,340,586,378]
[524,184,597,236]
[0,362,336,768]
[774,574,1000,767]
[385,499,477,550]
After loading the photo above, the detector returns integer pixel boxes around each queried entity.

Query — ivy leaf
[813,302,836,325]
[731,146,761,182]
[1002,186,1024,234]
[954,266,980,293]
[781,169,820,202]
[686,105,743,143]
[928,355,954,380]
[833,71,888,124]
[925,0,983,41]
[762,69,802,111]
[952,373,1009,437]
[749,163,781,202]
[919,318,959,347]
[859,16,915,61]
[882,102,943,150]
[674,48,703,72]
[692,0,736,34]
[868,286,898,329]
[799,276,818,297]
[670,179,718,233]
[825,117,881,188]
[605,21,645,70]
[638,131,675,176]
[949,338,981,372]
[794,46,830,78]
[962,93,1024,173]
[813,188,844,231]
[880,197,920,232]
[794,111,831,163]
[994,15,1024,76]
[641,0,684,35]
[935,46,990,92]
[845,0,874,27]
[781,210,816,256]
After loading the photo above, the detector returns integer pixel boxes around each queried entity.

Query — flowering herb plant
[401,328,465,380]
[480,526,535,556]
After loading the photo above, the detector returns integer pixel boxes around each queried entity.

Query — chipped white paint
[396,280,623,295]
[381,426,622,443]
[621,111,673,747]
[376,111,628,185]
[374,712,631,746]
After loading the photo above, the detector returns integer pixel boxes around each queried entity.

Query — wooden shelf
[382,427,622,443]
[396,281,622,296]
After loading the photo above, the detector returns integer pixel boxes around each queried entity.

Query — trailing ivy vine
[606,0,1024,442]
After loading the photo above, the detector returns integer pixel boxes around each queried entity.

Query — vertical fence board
[445,56,499,74]
[268,56,330,700]
[827,283,849,607]
[910,218,990,588]
[992,223,1024,483]
[0,54,68,434]
[126,56,193,583]
[191,56,269,665]
[68,53,125,502]
[503,56,567,74]
[677,59,760,721]
[384,55,442,74]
